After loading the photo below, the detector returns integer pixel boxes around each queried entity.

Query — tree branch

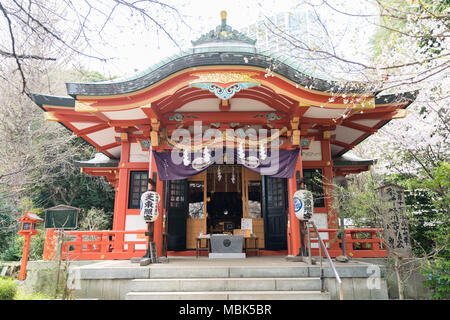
[0,49,56,61]
[0,1,28,94]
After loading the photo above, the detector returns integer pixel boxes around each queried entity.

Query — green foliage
[28,137,115,225]
[385,163,449,299]
[422,257,450,300]
[78,207,112,231]
[333,172,390,228]
[398,162,449,257]
[29,229,46,260]
[369,0,407,57]
[0,229,46,262]
[406,162,450,214]
[0,211,17,255]
[1,236,23,262]
[405,189,439,255]
[0,65,116,261]
[13,287,52,300]
[0,277,18,300]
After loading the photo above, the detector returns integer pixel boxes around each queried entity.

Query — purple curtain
[153,149,299,180]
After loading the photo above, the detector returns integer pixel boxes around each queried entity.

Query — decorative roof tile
[191,11,256,46]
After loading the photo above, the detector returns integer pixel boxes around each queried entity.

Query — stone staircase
[123,265,330,300]
[70,258,388,300]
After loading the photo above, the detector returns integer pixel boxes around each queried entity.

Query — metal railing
[307,220,344,300]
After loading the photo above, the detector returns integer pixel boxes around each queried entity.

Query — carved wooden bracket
[290,117,300,145]
[150,118,160,147]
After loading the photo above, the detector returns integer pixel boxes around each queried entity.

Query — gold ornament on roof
[190,71,260,84]
[221,10,227,20]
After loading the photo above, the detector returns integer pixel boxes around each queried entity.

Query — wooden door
[242,167,265,248]
[262,176,288,250]
[186,172,207,249]
[166,179,188,251]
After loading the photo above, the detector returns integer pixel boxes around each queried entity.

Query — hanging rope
[164,127,288,152]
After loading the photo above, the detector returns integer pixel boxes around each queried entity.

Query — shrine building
[32,12,416,260]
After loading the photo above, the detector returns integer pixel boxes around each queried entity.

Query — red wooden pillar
[321,139,339,251]
[19,234,31,280]
[43,228,57,260]
[113,140,130,252]
[287,148,302,256]
[149,149,163,257]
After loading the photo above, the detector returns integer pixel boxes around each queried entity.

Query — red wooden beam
[108,119,150,127]
[53,113,104,123]
[300,117,335,126]
[162,96,218,114]
[74,123,111,136]
[290,105,310,118]
[98,142,121,152]
[340,121,378,133]
[347,111,398,121]
[331,140,354,150]
[157,88,211,113]
[164,111,289,124]
[92,112,112,123]
[232,92,292,113]
[62,122,117,159]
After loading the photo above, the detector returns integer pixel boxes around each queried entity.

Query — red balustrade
[308,228,387,258]
[42,227,387,260]
[43,229,147,260]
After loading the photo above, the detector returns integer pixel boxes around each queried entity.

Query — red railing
[308,228,387,258]
[42,227,387,260]
[43,229,147,260]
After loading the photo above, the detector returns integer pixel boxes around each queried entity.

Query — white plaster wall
[129,142,149,163]
[310,213,329,248]
[125,214,147,250]
[86,127,116,146]
[302,141,322,161]
[101,108,147,120]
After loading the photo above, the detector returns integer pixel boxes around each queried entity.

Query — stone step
[125,290,330,300]
[125,277,321,293]
[75,264,373,280]
[148,266,313,279]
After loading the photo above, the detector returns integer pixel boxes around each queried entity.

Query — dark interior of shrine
[207,192,242,234]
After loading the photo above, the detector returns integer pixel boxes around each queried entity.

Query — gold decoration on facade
[392,109,407,119]
[352,97,375,110]
[221,10,227,20]
[189,71,260,84]
[75,101,99,112]
[44,112,59,122]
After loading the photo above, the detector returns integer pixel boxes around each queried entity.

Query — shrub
[422,258,450,300]
[0,277,18,300]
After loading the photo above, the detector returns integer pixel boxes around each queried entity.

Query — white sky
[76,0,376,80]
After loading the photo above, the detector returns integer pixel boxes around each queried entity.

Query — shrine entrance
[165,164,288,252]
[206,165,243,235]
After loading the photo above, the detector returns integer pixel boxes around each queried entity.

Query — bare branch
[0,1,28,93]
[0,48,56,61]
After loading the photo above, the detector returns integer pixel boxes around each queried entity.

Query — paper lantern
[293,190,314,220]
[140,191,160,222]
